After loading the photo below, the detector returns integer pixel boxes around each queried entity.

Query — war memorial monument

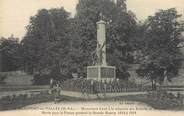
[87,17,116,81]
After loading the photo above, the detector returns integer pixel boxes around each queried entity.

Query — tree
[137,8,184,89]
[22,8,71,79]
[0,35,22,72]
[75,0,137,79]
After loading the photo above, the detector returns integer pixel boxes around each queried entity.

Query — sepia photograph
[0,0,184,116]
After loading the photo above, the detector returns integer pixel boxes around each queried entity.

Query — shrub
[0,73,7,82]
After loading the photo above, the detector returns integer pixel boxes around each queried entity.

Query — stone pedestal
[87,66,116,82]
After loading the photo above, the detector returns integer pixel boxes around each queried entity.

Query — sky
[0,0,184,39]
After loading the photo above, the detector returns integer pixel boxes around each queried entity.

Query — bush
[32,74,51,85]
[32,73,70,85]
[0,73,7,81]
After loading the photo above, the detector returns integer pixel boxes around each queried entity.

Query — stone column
[97,20,107,66]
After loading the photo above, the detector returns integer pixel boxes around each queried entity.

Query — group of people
[62,78,132,93]
[49,78,143,101]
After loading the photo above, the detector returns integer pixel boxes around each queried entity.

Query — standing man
[50,78,54,89]
[103,80,107,97]
[54,81,60,103]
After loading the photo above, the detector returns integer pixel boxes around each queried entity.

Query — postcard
[0,0,184,116]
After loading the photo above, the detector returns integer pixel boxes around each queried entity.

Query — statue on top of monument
[99,12,107,21]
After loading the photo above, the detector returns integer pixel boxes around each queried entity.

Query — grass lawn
[0,94,82,111]
[113,94,184,111]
